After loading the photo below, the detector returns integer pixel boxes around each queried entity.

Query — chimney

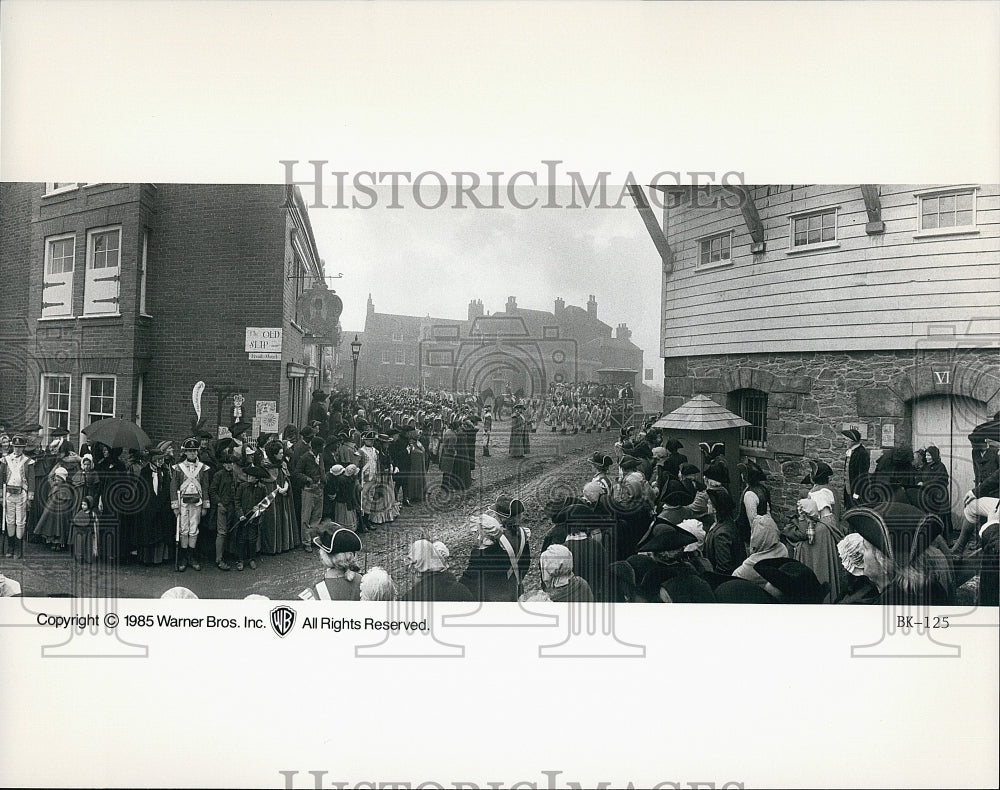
[505,296,517,313]
[616,322,632,341]
[554,297,565,316]
[468,298,484,321]
[367,293,375,316]
[587,294,597,318]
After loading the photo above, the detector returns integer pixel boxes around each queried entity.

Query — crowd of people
[3,390,996,606]
[281,415,999,606]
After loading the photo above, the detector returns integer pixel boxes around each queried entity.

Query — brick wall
[662,348,1000,522]
[0,183,33,426]
[142,184,287,442]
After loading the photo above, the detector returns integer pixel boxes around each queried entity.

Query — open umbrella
[82,418,152,451]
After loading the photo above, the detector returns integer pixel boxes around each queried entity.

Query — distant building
[0,183,341,444]
[638,183,1000,523]
[356,293,645,399]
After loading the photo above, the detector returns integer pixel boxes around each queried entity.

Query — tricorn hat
[180,437,200,451]
[753,558,830,604]
[841,428,862,443]
[10,435,27,448]
[590,451,613,468]
[843,503,943,566]
[636,524,698,554]
[50,426,69,438]
[313,526,363,554]
[493,495,524,519]
[801,459,834,485]
[243,465,271,480]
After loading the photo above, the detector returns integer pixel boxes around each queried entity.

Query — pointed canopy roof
[652,394,751,431]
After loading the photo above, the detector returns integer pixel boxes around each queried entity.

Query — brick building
[0,183,340,445]
[635,183,1000,525]
[355,293,645,400]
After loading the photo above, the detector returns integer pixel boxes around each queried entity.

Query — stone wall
[662,348,1000,524]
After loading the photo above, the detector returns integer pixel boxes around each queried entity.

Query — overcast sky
[306,185,663,384]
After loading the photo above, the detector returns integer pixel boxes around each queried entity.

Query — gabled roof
[652,394,751,430]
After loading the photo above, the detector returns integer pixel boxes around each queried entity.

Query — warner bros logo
[270,605,297,638]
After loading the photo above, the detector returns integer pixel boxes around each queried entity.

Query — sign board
[259,411,279,433]
[251,417,260,439]
[256,400,277,417]
[881,422,895,448]
[245,327,283,353]
[217,426,232,439]
[249,352,281,361]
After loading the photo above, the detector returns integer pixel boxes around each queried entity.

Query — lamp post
[350,334,362,403]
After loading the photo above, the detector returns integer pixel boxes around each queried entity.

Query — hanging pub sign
[296,286,343,345]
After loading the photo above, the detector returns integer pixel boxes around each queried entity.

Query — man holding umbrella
[170,438,212,572]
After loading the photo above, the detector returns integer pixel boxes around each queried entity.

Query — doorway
[911,395,988,529]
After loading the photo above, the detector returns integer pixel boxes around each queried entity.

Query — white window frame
[139,229,150,316]
[696,230,735,270]
[381,351,391,365]
[80,375,118,432]
[42,233,76,318]
[39,374,72,443]
[43,183,79,196]
[392,330,403,342]
[786,206,840,254]
[83,225,122,316]
[395,350,406,365]
[913,185,980,239]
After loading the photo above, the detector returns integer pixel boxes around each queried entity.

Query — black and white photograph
[1,2,998,789]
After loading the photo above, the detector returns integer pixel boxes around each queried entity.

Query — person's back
[403,570,474,602]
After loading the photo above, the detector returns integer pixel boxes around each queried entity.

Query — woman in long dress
[509,405,527,458]
[33,467,74,550]
[259,440,295,554]
[360,434,399,526]
[781,497,846,603]
[405,434,428,504]
[438,423,459,491]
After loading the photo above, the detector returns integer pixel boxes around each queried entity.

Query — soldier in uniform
[1,436,35,557]
[170,437,212,572]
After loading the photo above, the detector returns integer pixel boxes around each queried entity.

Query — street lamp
[350,334,362,403]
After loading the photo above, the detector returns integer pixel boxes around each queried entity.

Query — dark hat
[544,496,587,522]
[665,438,683,452]
[10,435,27,448]
[714,578,777,604]
[361,430,377,441]
[231,421,253,437]
[50,426,69,438]
[197,430,213,440]
[300,426,315,440]
[619,455,642,472]
[841,428,862,443]
[661,489,695,508]
[637,524,698,553]
[703,464,729,486]
[738,461,768,483]
[243,464,271,480]
[559,503,601,531]
[493,495,524,519]
[312,390,328,400]
[661,573,716,603]
[801,459,834,485]
[376,433,391,442]
[214,437,238,456]
[180,437,200,451]
[679,463,700,477]
[590,452,612,468]
[313,527,363,554]
[625,554,657,582]
[753,558,830,604]
[20,423,43,433]
[309,437,326,452]
[843,503,942,565]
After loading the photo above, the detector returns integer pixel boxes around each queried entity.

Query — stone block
[663,356,688,378]
[693,377,721,394]
[768,434,806,456]
[661,396,686,414]
[771,392,798,409]
[856,387,905,418]
[663,377,694,397]
[737,368,753,390]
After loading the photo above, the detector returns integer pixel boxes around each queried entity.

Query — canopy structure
[652,394,751,431]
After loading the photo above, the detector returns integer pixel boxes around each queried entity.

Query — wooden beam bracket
[860,184,885,235]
